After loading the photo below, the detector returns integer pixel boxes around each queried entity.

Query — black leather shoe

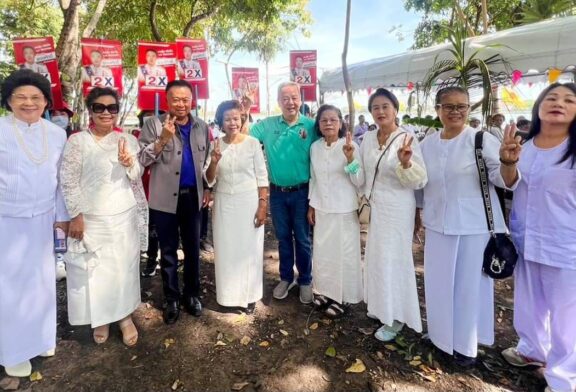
[183,296,202,317]
[163,301,180,324]
[453,351,477,368]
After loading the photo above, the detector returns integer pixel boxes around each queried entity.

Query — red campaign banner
[231,67,260,113]
[289,50,317,101]
[12,37,65,110]
[176,38,209,100]
[137,41,177,111]
[81,38,123,97]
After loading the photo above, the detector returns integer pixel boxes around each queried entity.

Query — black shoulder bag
[474,131,518,279]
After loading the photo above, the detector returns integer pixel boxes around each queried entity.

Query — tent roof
[319,16,576,93]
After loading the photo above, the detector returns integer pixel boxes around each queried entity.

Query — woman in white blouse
[501,83,576,392]
[0,70,69,377]
[361,88,428,342]
[419,86,521,366]
[307,104,364,317]
[60,87,144,346]
[205,100,268,314]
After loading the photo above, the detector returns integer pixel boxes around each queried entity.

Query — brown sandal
[93,324,110,344]
[119,317,139,347]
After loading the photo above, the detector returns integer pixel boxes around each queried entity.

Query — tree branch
[183,5,220,37]
[149,0,162,42]
[82,0,107,38]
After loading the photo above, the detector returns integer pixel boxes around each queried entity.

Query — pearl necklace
[11,116,48,165]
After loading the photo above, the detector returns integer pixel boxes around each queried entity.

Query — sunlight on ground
[264,364,330,392]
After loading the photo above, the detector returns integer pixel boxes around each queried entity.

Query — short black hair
[516,118,530,128]
[85,87,119,109]
[137,109,164,128]
[314,104,346,138]
[165,79,193,95]
[1,68,52,111]
[368,88,399,112]
[435,86,469,105]
[215,100,242,127]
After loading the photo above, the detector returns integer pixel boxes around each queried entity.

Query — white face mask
[51,115,69,129]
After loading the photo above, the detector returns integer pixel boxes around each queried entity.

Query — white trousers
[424,229,494,357]
[514,257,576,392]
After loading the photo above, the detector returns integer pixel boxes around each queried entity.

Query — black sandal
[313,295,331,310]
[325,302,347,318]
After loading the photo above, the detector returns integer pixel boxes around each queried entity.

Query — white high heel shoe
[5,360,32,377]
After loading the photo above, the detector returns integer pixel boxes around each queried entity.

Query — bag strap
[474,131,495,234]
[368,130,407,201]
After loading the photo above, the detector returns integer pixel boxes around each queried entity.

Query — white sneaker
[55,256,66,281]
[5,360,32,377]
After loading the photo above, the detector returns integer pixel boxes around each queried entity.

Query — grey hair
[277,81,300,99]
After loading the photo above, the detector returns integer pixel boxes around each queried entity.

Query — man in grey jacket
[139,80,210,324]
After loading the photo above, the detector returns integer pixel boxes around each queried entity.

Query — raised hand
[160,114,176,141]
[211,138,222,164]
[397,134,414,168]
[118,137,134,167]
[342,132,355,163]
[500,123,522,163]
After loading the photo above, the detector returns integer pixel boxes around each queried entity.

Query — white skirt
[424,229,494,357]
[0,210,56,367]
[312,210,363,304]
[65,207,141,327]
[213,190,264,308]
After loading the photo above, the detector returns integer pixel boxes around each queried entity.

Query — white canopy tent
[319,16,576,93]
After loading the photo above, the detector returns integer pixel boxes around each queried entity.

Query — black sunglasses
[91,103,120,114]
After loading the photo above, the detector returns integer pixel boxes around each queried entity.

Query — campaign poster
[137,41,177,111]
[80,38,123,97]
[12,37,65,110]
[176,38,209,100]
[289,50,317,101]
[231,67,260,113]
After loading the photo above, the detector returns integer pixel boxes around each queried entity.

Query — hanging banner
[176,38,209,100]
[137,41,177,111]
[12,37,65,110]
[80,38,123,97]
[231,67,260,113]
[290,50,317,101]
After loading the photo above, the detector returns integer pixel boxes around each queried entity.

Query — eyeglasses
[10,94,46,104]
[436,104,470,113]
[91,103,120,114]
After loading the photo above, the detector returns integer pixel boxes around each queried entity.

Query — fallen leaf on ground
[358,327,374,335]
[279,329,289,336]
[215,340,227,346]
[130,355,137,361]
[345,359,366,373]
[321,318,332,325]
[0,377,20,390]
[231,382,250,390]
[225,334,236,343]
[217,332,224,340]
[277,319,284,325]
[240,336,251,346]
[163,338,175,349]
[171,379,181,390]
[234,314,247,324]
[29,372,42,382]
[309,322,319,330]
[409,360,422,367]
[325,346,336,357]
[414,371,437,382]
[376,351,384,359]
[259,341,270,347]
[303,328,310,336]
[384,344,397,351]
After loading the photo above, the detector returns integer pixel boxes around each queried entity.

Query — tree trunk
[56,0,81,103]
[342,0,354,132]
[149,0,162,41]
[481,0,488,34]
[82,0,108,38]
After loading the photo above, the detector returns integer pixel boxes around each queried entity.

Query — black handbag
[474,131,518,279]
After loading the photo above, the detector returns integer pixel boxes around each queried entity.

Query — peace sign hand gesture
[211,138,222,165]
[118,137,134,167]
[342,132,355,163]
[500,123,522,164]
[397,134,414,168]
[160,114,176,141]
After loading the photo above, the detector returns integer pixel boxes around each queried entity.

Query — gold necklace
[11,116,48,165]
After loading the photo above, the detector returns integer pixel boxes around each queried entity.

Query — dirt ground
[1,223,545,392]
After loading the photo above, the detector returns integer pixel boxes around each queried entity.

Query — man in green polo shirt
[250,81,318,304]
